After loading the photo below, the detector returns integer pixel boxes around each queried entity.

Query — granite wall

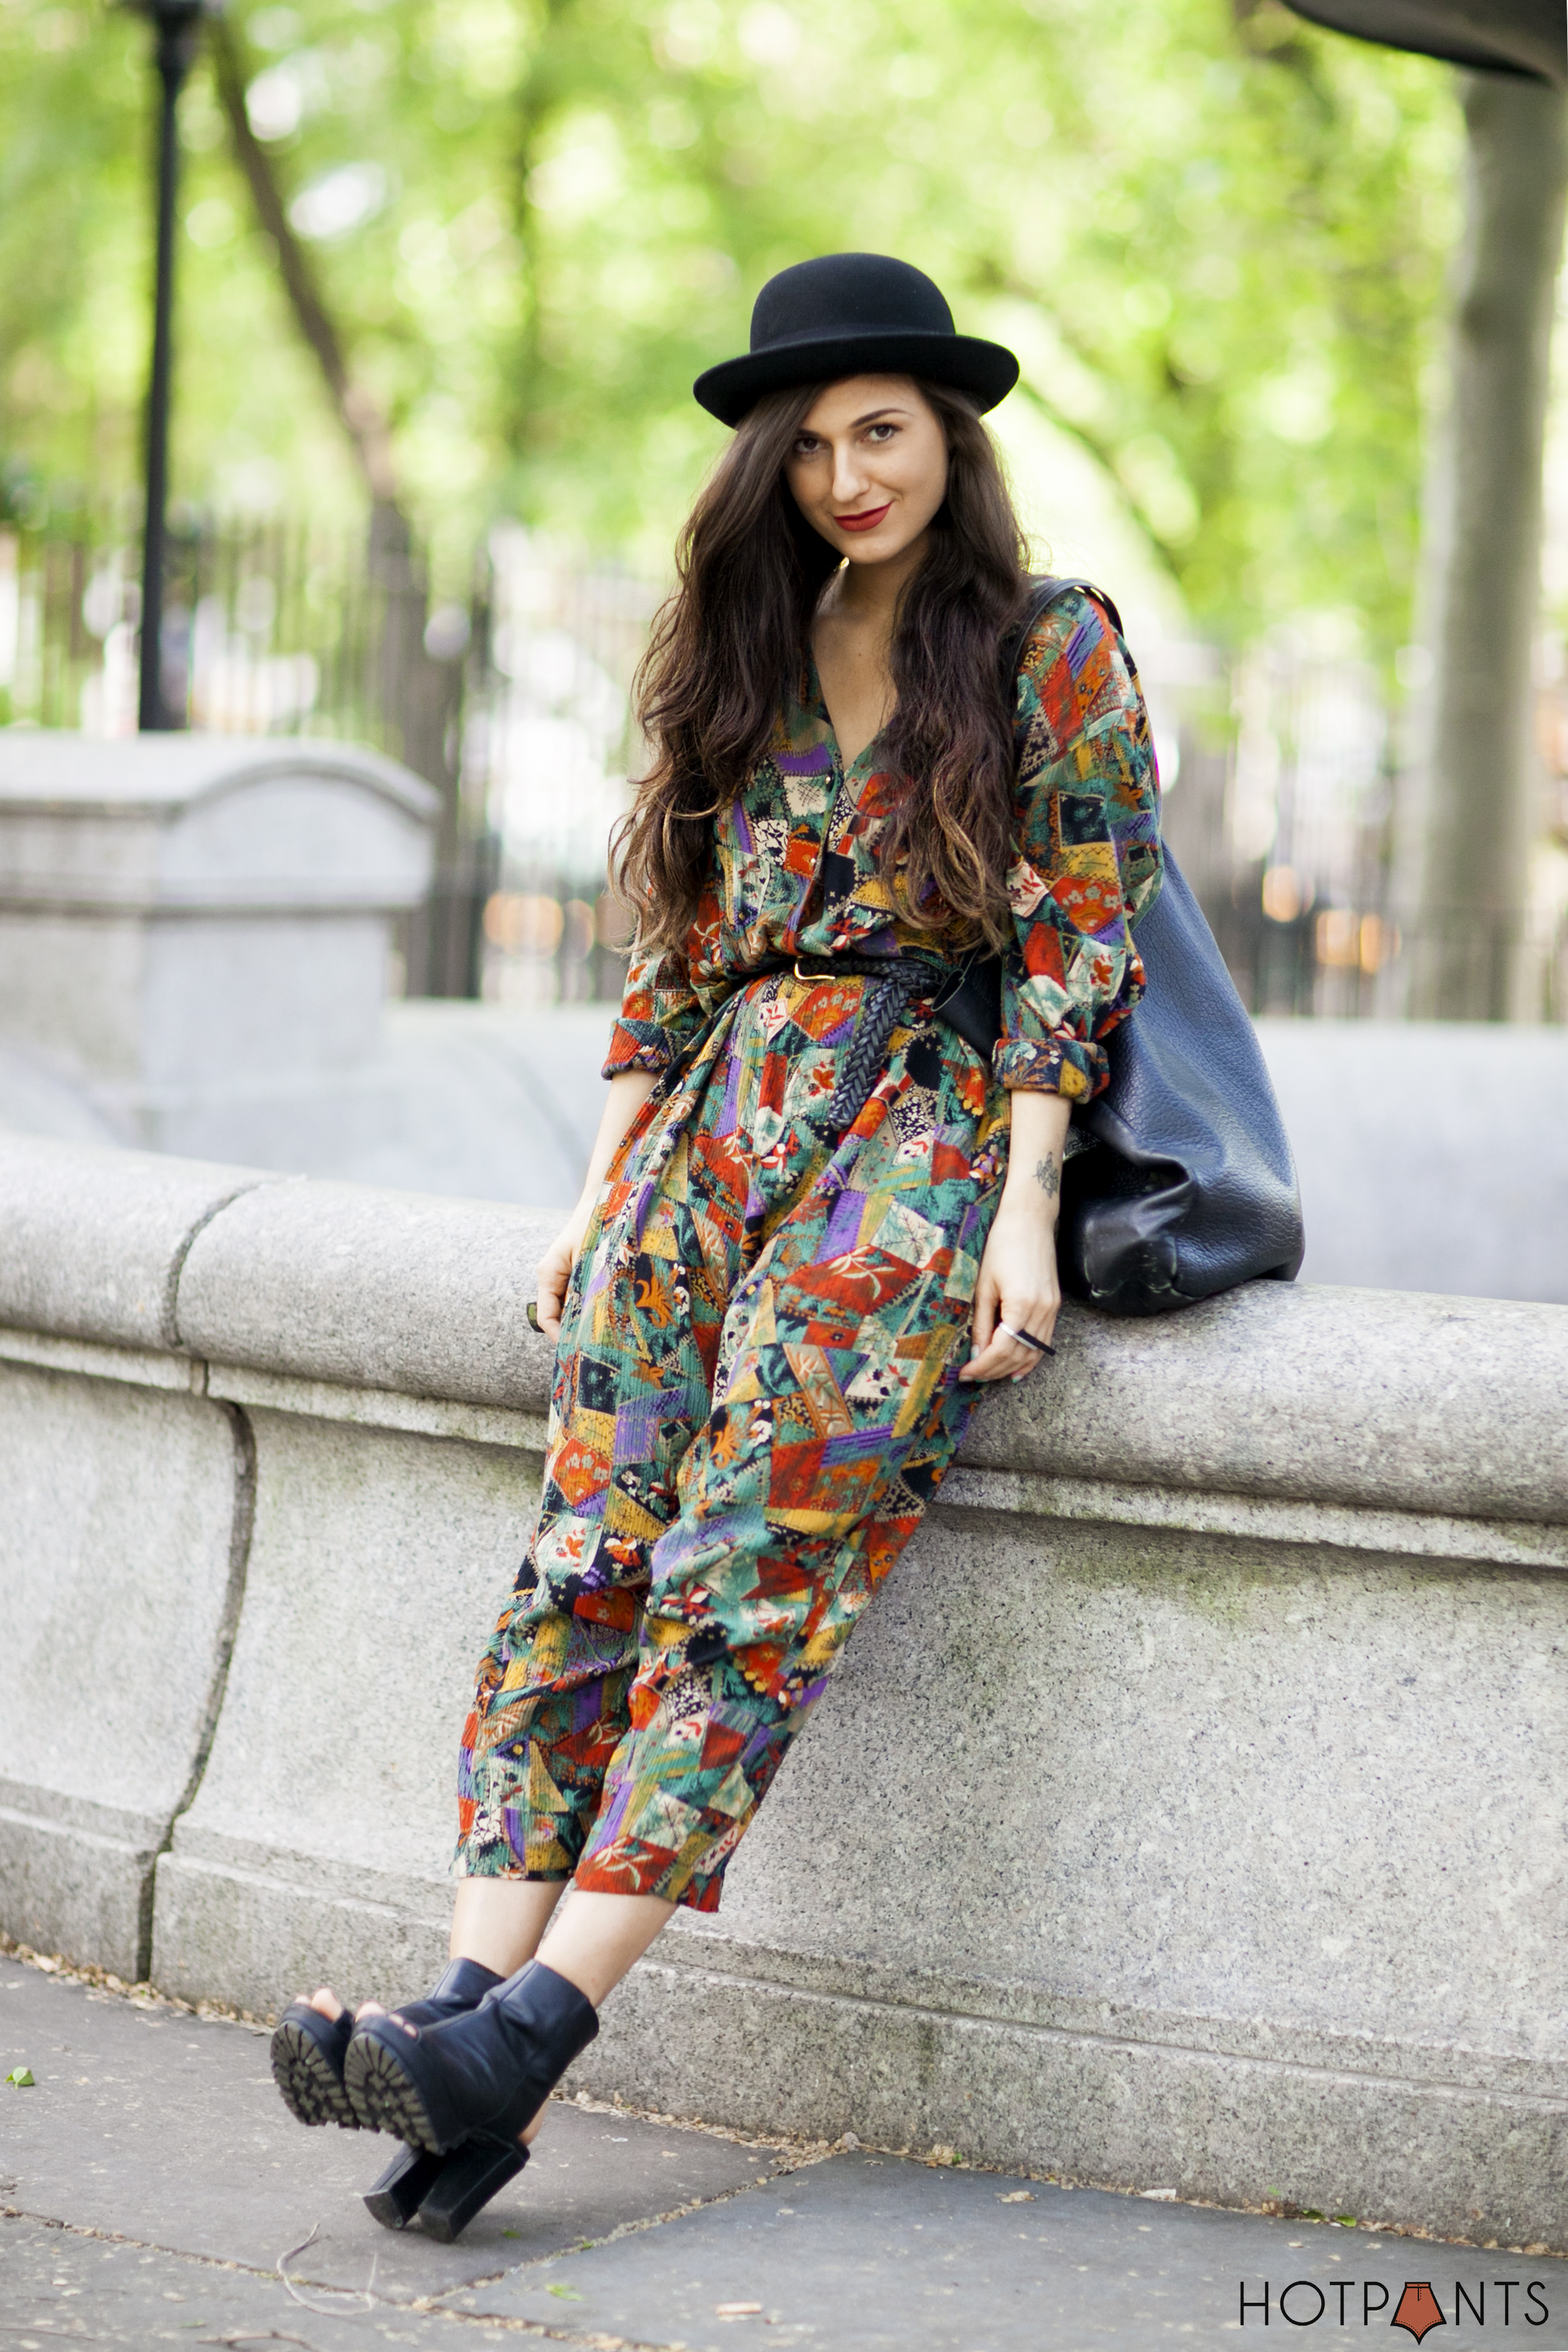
[2,1131,1564,2246]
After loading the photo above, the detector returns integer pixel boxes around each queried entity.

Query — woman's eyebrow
[797,406,909,438]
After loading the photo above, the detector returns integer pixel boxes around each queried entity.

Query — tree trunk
[1397,71,1567,1019]
[212,23,488,996]
[210,18,402,523]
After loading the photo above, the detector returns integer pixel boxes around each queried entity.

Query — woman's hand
[532,1067,659,1344]
[958,1089,1071,1385]
[534,1201,593,1344]
[959,1192,1062,1382]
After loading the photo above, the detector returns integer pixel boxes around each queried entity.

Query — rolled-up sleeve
[994,590,1164,1101]
[602,944,707,1078]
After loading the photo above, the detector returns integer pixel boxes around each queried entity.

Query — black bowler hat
[693,252,1020,428]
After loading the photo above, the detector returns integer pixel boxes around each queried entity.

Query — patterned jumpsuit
[456,587,1164,1912]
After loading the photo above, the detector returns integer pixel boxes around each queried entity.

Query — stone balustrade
[0,734,436,1164]
[2,1128,1565,2247]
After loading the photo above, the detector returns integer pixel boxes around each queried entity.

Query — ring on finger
[997,1319,1057,1358]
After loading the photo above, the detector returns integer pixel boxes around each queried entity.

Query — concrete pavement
[2,1954,1564,2350]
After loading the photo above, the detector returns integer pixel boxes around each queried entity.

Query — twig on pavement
[275,2222,376,2319]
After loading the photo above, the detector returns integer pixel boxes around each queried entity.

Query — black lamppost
[135,0,209,732]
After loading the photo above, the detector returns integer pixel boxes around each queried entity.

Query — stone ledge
[162,1823,456,1912]
[582,1957,1568,2248]
[8,1311,1556,1571]
[174,1176,557,1408]
[0,1135,277,1352]
[656,1919,1568,2102]
[937,1465,1568,1570]
[0,1804,166,1986]
[961,1280,1568,1525]
[151,1848,451,2015]
[205,1361,549,1452]
[2,1133,1564,1528]
[149,1822,1568,2110]
[0,1781,172,1855]
[0,1326,203,1393]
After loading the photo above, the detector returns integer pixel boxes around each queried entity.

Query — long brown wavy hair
[614,376,1032,955]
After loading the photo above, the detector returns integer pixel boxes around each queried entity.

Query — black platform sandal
[270,1957,503,2132]
[344,1958,598,2155]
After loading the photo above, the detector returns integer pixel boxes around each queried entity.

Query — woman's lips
[835,504,891,534]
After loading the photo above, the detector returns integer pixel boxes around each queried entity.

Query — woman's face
[783,375,948,568]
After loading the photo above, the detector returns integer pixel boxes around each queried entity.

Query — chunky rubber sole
[344,2024,449,2150]
[270,2007,358,2130]
[362,2143,447,2230]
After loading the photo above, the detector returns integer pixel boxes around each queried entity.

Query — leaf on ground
[997,2191,1035,2204]
[4,2066,34,2086]
[546,2283,584,2301]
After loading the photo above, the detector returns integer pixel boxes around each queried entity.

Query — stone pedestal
[0,735,436,1162]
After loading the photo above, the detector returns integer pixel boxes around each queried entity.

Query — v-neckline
[807,648,889,779]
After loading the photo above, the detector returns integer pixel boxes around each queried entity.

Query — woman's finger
[1003,1294,1060,1344]
[969,1271,998,1358]
[959,1330,1033,1383]
[962,1344,1029,1383]
[960,1293,1062,1381]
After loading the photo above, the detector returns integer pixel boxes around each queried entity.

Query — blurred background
[2,0,1567,1298]
[7,0,1566,1017]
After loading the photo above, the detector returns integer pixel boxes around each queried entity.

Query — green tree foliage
[0,0,1458,654]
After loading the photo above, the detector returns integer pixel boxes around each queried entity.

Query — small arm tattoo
[1034,1154,1061,1199]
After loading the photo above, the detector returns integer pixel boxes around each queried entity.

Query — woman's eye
[865,422,896,442]
[792,437,819,457]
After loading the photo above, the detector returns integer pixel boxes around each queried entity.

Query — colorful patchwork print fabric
[454,589,1164,1911]
[607,588,1163,1104]
[458,973,1009,1907]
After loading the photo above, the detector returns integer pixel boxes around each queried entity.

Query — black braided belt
[761,952,1000,1136]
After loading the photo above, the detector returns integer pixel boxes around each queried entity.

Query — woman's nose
[830,444,866,503]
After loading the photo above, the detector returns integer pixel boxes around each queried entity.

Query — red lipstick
[835,504,891,534]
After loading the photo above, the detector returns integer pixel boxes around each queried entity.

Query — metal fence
[472,523,655,1008]
[0,509,657,1007]
[1153,624,1568,1026]
[4,512,1564,1020]
[0,505,490,997]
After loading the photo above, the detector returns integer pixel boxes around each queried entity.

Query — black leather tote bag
[1002,577,1305,1316]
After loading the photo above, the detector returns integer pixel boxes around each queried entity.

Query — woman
[270,251,1163,2241]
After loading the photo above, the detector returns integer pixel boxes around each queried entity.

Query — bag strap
[1000,574,1125,734]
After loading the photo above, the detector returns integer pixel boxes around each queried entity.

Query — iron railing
[0,507,492,997]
